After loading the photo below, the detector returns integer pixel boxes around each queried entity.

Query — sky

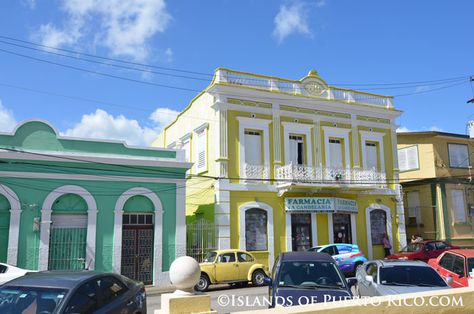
[0,0,473,146]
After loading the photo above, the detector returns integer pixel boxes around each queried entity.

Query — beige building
[398,131,474,247]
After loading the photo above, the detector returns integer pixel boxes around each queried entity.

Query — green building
[0,120,191,286]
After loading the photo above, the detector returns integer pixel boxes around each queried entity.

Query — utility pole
[468,76,474,103]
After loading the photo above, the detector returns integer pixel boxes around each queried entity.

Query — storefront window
[245,208,267,251]
[291,214,312,251]
[333,213,352,244]
[370,209,387,245]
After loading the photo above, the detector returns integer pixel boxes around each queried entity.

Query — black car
[264,252,356,307]
[0,271,146,314]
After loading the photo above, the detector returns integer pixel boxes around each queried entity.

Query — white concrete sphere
[169,256,200,290]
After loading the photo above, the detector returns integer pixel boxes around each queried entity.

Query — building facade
[0,120,191,286]
[398,131,474,247]
[153,68,406,266]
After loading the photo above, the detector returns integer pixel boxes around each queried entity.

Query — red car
[428,249,474,288]
[387,240,459,262]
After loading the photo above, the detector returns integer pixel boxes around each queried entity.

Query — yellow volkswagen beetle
[194,249,269,291]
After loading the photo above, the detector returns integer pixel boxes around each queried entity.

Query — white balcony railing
[243,163,270,183]
[215,69,393,109]
[275,164,387,188]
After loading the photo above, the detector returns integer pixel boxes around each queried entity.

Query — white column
[175,187,186,258]
[351,214,357,245]
[7,209,21,266]
[38,209,52,271]
[153,210,164,286]
[86,208,97,270]
[328,213,334,243]
[351,115,360,168]
[215,180,231,250]
[313,119,322,166]
[112,209,123,273]
[311,213,318,246]
[286,212,292,251]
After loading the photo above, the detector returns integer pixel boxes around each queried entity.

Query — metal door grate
[48,227,87,270]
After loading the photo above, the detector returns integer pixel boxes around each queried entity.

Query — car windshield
[203,251,217,263]
[380,266,447,287]
[468,258,474,275]
[400,243,423,252]
[0,286,68,314]
[276,261,346,289]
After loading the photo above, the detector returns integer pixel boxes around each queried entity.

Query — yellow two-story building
[153,68,406,266]
[398,131,474,247]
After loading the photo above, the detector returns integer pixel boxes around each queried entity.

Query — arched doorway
[0,195,10,263]
[121,195,154,285]
[48,193,88,270]
[365,204,393,259]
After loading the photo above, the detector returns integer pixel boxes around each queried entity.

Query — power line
[0,38,468,92]
[3,146,474,185]
[1,35,471,90]
[0,35,212,78]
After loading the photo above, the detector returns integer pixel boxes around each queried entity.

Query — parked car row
[0,268,147,314]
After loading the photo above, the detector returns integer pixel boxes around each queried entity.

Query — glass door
[291,214,312,251]
[333,213,352,244]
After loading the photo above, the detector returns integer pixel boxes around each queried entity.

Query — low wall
[233,287,474,314]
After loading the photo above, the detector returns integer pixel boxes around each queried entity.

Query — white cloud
[63,107,177,146]
[273,2,311,43]
[0,101,17,133]
[149,107,179,127]
[315,0,326,8]
[397,125,444,133]
[34,0,172,61]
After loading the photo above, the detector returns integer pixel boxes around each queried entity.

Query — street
[147,285,269,313]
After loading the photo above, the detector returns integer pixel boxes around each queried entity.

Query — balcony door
[244,130,262,166]
[328,139,344,168]
[365,142,378,170]
[289,135,304,165]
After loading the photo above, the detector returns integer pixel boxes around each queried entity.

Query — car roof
[210,249,249,254]
[1,271,116,289]
[279,252,335,262]
[375,259,429,267]
[444,249,474,258]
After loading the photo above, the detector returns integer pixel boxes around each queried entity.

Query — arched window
[245,208,267,251]
[370,209,387,245]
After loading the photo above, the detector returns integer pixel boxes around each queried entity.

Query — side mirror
[365,275,374,284]
[346,278,357,288]
[263,277,272,286]
[445,276,453,285]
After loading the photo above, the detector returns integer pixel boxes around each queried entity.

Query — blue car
[264,252,355,307]
[308,244,367,276]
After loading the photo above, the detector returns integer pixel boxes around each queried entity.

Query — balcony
[275,164,387,190]
[214,69,393,109]
[242,163,270,183]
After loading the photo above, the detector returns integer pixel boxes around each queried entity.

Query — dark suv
[264,252,355,307]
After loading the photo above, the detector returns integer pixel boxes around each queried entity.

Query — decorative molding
[360,130,386,172]
[282,122,313,167]
[239,202,275,268]
[193,122,210,134]
[365,204,393,260]
[39,185,97,271]
[322,126,351,169]
[238,117,271,183]
[0,171,186,184]
[113,187,164,286]
[0,185,21,265]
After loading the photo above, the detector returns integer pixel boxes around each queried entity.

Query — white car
[0,263,34,285]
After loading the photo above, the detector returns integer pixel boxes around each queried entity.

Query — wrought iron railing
[275,164,387,188]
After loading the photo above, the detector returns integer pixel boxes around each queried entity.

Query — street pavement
[147,285,269,313]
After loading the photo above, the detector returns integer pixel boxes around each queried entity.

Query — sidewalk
[146,285,175,296]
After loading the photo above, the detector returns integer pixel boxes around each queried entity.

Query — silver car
[354,259,451,296]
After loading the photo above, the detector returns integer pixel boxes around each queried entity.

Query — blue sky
[0,0,473,145]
